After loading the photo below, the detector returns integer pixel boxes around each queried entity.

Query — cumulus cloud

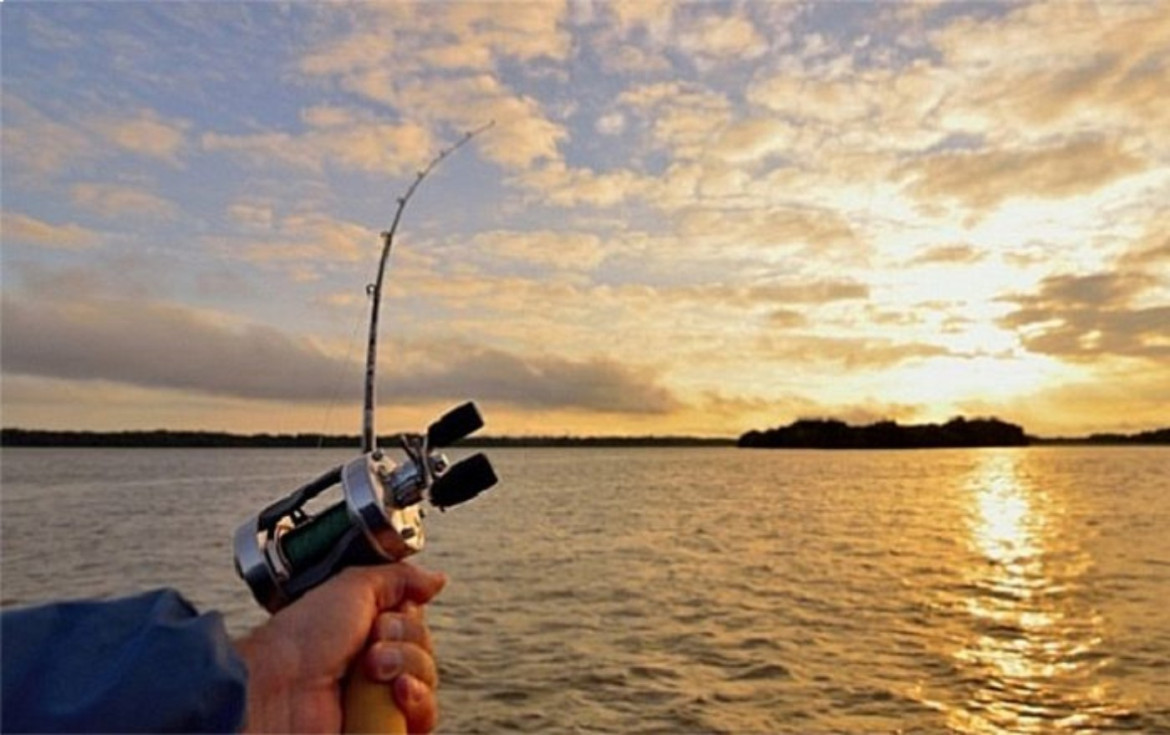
[0,296,680,414]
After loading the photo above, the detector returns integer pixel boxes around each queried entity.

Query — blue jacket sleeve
[1,589,247,733]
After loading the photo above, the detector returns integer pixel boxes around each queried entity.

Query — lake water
[2,446,1168,733]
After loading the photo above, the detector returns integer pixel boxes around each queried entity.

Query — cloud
[0,296,680,414]
[515,161,650,207]
[297,4,570,171]
[96,109,189,163]
[710,117,801,164]
[1002,271,1170,361]
[202,117,435,175]
[2,96,192,181]
[930,2,1170,144]
[71,182,178,219]
[905,137,1146,212]
[767,309,806,328]
[380,74,566,170]
[470,230,606,272]
[677,12,768,63]
[757,334,952,369]
[908,244,984,266]
[220,212,375,267]
[610,0,675,37]
[745,280,869,304]
[1,212,101,250]
[677,205,859,253]
[395,346,681,414]
[618,81,732,159]
[227,200,276,230]
[1,96,97,180]
[595,111,626,136]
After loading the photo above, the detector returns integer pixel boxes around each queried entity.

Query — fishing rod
[234,123,497,733]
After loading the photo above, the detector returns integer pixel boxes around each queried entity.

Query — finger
[371,610,434,654]
[398,600,424,620]
[395,674,438,734]
[339,563,447,612]
[365,640,439,689]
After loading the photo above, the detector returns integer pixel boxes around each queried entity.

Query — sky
[1,1,1168,439]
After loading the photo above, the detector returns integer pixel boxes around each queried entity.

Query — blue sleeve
[1,589,247,733]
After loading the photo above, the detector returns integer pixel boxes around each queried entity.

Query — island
[738,417,1030,449]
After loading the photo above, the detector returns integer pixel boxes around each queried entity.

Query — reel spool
[234,402,497,612]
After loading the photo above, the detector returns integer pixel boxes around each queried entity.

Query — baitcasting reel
[234,402,497,612]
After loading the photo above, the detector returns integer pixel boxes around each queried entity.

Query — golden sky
[2,1,1168,437]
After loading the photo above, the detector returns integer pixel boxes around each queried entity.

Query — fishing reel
[234,402,497,612]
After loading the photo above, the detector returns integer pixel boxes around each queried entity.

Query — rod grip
[343,668,407,734]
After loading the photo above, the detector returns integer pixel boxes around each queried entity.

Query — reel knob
[427,402,484,448]
[430,453,498,509]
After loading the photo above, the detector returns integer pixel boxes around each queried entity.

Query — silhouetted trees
[738,417,1030,449]
[0,428,734,449]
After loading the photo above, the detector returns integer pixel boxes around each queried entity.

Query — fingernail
[379,618,404,641]
[397,674,427,705]
[374,646,403,679]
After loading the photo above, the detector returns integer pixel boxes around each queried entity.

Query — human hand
[234,563,446,733]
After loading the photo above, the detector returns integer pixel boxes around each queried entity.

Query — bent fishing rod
[234,122,497,734]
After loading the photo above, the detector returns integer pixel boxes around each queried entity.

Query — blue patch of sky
[10,3,314,134]
[792,2,946,71]
[923,1,1016,29]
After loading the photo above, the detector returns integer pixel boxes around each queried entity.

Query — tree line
[0,428,734,449]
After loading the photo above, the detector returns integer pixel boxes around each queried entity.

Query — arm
[1,563,445,734]
[1,589,247,733]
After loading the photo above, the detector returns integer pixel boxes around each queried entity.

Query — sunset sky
[2,1,1167,438]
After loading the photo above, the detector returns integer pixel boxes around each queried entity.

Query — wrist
[234,624,298,733]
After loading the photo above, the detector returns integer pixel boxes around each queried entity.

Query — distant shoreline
[0,428,736,449]
[1,426,1166,448]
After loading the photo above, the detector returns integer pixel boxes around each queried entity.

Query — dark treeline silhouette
[0,428,367,449]
[738,417,1030,449]
[465,435,734,448]
[1039,427,1170,445]
[0,428,734,449]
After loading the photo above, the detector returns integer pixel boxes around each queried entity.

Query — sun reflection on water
[946,450,1124,733]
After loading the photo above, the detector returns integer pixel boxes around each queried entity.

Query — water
[2,446,1168,733]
